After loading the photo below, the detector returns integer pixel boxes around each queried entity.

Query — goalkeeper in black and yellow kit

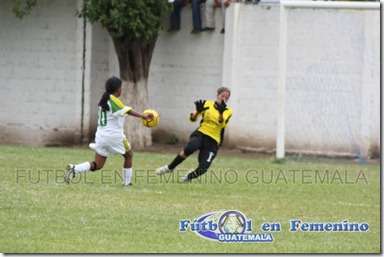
[155,87,233,182]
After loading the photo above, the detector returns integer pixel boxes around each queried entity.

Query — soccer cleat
[65,164,75,184]
[155,165,172,175]
[181,169,193,183]
[181,176,192,183]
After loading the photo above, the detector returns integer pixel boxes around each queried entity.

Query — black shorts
[183,130,219,176]
[184,130,218,159]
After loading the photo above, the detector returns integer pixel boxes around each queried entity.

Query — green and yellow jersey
[97,95,132,136]
[189,100,233,145]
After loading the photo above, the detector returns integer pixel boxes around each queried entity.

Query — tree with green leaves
[78,0,170,148]
[12,0,170,148]
[10,0,36,18]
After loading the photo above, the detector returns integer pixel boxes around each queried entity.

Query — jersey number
[207,152,215,163]
[99,110,107,126]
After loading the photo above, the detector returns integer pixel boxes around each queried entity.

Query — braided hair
[98,76,122,111]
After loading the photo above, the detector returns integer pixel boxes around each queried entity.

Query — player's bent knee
[183,146,197,156]
[180,151,188,159]
[125,150,133,158]
[91,161,103,171]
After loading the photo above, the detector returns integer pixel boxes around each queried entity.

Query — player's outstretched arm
[128,109,153,120]
[190,99,209,121]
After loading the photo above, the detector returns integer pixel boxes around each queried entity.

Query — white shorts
[89,133,131,157]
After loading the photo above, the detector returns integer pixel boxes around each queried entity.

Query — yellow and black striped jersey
[189,100,233,145]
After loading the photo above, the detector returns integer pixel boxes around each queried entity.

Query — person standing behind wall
[204,0,231,34]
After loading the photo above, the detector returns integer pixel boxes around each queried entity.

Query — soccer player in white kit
[65,76,153,186]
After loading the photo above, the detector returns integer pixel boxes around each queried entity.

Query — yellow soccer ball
[141,109,159,128]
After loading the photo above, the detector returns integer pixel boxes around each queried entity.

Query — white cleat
[181,176,192,183]
[65,164,75,184]
[155,165,172,175]
[181,169,193,183]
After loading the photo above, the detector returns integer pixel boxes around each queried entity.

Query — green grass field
[0,144,380,253]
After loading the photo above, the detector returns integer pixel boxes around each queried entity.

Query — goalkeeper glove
[194,100,209,113]
[216,101,228,114]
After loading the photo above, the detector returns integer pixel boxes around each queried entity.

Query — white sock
[74,162,91,174]
[123,168,133,185]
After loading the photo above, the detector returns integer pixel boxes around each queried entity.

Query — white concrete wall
[0,0,84,146]
[0,0,113,146]
[0,1,380,158]
[222,4,280,150]
[86,23,113,141]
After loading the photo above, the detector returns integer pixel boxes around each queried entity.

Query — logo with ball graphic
[179,210,274,243]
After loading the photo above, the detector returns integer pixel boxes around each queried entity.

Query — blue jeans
[170,0,185,29]
[192,0,206,30]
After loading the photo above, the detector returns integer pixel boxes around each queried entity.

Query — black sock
[168,154,185,170]
[187,169,197,180]
[188,169,205,180]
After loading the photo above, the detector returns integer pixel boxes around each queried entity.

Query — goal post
[276,0,380,160]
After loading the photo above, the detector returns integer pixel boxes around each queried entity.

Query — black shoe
[220,28,225,34]
[202,27,215,31]
[191,28,201,34]
[167,27,180,32]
